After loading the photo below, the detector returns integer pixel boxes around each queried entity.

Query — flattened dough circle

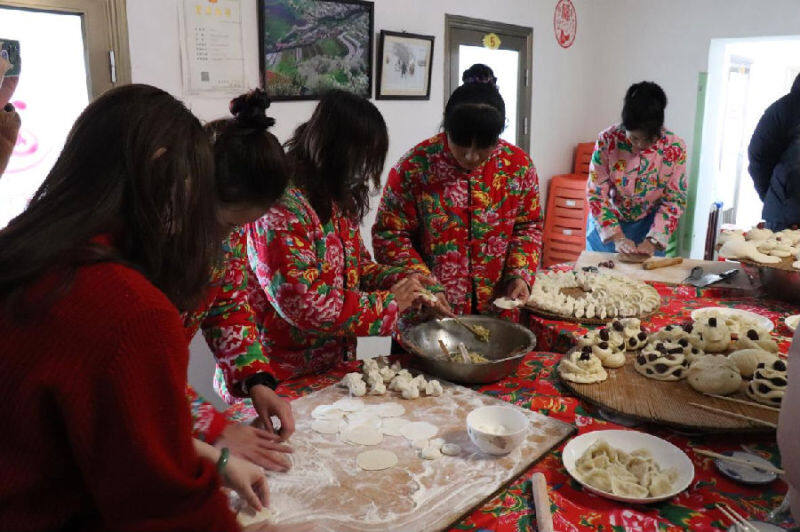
[311,419,341,434]
[356,449,398,471]
[342,426,383,446]
[401,421,438,441]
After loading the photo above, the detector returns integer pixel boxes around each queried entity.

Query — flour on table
[401,421,438,441]
[356,449,398,471]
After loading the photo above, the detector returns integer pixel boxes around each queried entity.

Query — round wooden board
[737,256,797,272]
[560,352,779,433]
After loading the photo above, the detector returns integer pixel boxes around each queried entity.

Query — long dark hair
[0,84,218,313]
[285,90,388,224]
[621,81,667,140]
[444,64,505,149]
[205,89,290,208]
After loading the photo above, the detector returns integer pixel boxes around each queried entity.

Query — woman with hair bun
[586,81,688,256]
[183,89,296,472]
[373,64,543,317]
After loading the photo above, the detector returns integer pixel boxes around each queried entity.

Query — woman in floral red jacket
[372,65,543,316]
[240,91,435,383]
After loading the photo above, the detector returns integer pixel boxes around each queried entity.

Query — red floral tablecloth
[224,274,799,531]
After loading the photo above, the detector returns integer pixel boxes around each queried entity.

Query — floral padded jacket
[242,187,414,382]
[372,133,543,316]
[586,124,688,248]
[182,229,271,443]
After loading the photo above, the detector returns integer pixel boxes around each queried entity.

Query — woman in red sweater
[0,85,254,531]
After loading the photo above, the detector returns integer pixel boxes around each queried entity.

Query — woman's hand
[223,453,269,511]
[217,422,293,472]
[390,276,426,313]
[504,278,530,302]
[0,104,20,176]
[249,384,295,441]
[636,239,657,257]
[613,236,638,254]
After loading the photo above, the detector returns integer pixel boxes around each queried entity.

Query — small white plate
[691,307,774,333]
[714,451,778,485]
[785,314,800,332]
[562,430,695,504]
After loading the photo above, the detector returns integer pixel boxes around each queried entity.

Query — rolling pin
[531,472,554,532]
[642,257,683,270]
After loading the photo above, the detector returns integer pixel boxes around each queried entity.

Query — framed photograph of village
[259,0,373,100]
[376,30,434,100]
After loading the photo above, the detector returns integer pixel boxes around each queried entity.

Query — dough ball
[420,446,442,460]
[441,443,461,456]
[728,349,779,378]
[687,355,742,395]
[356,449,398,471]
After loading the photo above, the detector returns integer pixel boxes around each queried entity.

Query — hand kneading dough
[558,347,608,384]
[687,355,742,395]
[728,349,779,378]
[356,449,398,470]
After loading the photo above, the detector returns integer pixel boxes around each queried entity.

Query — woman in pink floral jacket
[240,91,433,382]
[586,81,687,257]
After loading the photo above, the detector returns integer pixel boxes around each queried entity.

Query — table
[224,273,800,531]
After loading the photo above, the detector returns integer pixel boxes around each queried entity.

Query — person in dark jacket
[748,73,800,230]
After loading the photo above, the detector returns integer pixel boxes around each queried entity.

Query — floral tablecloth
[225,274,800,531]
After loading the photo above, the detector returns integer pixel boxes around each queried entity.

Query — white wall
[127,0,601,406]
[584,0,800,257]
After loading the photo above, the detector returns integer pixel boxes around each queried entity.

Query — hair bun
[229,89,276,130]
[462,64,497,87]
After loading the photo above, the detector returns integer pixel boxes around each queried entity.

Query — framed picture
[258,0,373,100]
[376,30,434,100]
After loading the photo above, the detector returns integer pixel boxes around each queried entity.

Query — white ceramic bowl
[466,405,528,455]
[562,430,695,504]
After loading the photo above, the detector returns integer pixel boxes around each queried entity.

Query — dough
[558,347,608,384]
[425,380,444,397]
[367,402,406,417]
[746,227,774,242]
[311,405,344,420]
[687,355,742,395]
[746,359,788,406]
[311,419,342,434]
[380,417,410,436]
[411,438,430,450]
[338,372,364,389]
[728,349,779,378]
[429,437,445,449]
[634,342,689,381]
[345,412,382,430]
[695,317,731,353]
[333,398,365,412]
[441,443,461,456]
[398,381,420,400]
[420,446,442,460]
[368,381,387,395]
[734,328,779,353]
[618,252,649,263]
[362,358,380,374]
[237,507,274,526]
[342,426,383,446]
[626,330,650,351]
[401,421,438,441]
[597,327,625,352]
[493,297,523,310]
[356,449,398,471]
[619,318,642,340]
[576,330,600,348]
[591,341,626,369]
[652,325,691,344]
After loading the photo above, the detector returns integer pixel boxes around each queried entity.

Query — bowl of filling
[398,315,536,384]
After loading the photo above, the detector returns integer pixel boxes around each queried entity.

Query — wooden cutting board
[265,382,575,531]
[561,352,779,433]
[575,251,754,290]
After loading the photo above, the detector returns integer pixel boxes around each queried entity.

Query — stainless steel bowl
[739,261,800,304]
[398,315,537,384]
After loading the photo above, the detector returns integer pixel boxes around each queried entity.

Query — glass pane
[0,8,89,228]
[458,44,519,145]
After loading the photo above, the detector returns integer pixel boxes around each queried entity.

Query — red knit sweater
[0,262,239,531]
